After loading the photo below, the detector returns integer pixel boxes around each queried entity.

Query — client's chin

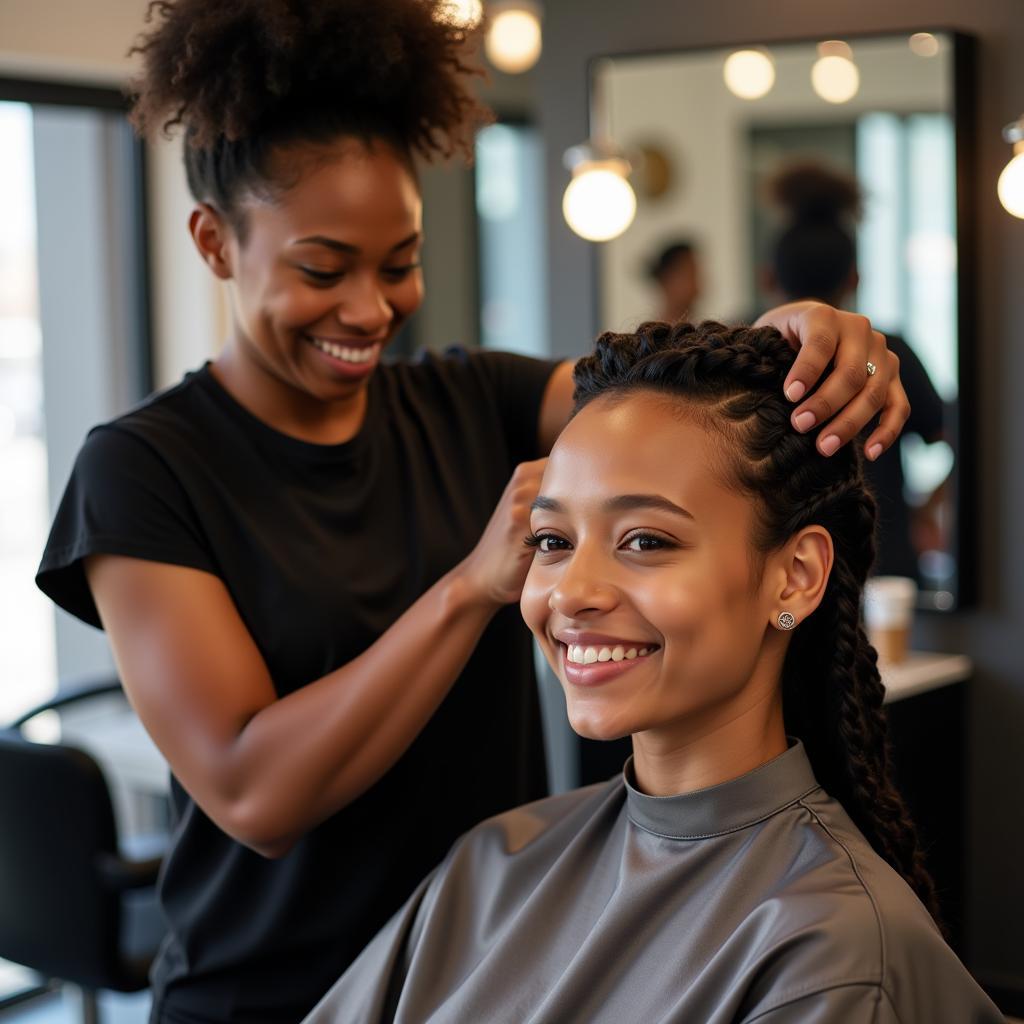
[568,710,632,744]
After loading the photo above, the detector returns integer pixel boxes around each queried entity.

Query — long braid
[573,320,942,921]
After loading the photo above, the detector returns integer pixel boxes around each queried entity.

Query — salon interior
[0,0,1022,1021]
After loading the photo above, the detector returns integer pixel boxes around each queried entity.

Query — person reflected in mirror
[305,322,1000,1024]
[761,161,951,583]
[648,238,703,322]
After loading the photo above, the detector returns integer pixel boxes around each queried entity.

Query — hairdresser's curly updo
[129,0,489,224]
[574,320,941,923]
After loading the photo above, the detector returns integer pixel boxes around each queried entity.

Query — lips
[552,631,662,688]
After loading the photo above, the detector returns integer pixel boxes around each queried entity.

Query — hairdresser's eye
[622,531,674,553]
[524,532,571,554]
[300,267,345,285]
[381,263,421,283]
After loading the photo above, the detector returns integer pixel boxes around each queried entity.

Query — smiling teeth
[566,644,654,664]
[310,337,380,363]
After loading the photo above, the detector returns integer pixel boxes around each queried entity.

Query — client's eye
[622,531,674,552]
[524,532,571,554]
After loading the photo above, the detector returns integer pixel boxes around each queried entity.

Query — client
[306,321,1000,1023]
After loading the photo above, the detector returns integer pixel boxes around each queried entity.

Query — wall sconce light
[485,1,542,74]
[562,142,637,242]
[998,115,1024,219]
[812,40,860,104]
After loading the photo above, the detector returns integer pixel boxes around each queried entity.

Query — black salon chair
[0,678,167,1023]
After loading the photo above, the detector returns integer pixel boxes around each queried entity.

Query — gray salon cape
[306,741,1001,1023]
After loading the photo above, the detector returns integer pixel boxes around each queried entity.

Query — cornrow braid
[573,320,942,923]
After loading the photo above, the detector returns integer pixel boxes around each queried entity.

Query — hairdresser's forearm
[226,566,498,854]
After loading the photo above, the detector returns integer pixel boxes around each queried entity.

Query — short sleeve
[449,348,563,465]
[36,425,217,629]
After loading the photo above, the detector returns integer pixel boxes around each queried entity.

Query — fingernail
[867,443,883,461]
[794,411,816,432]
[786,381,806,402]
[820,435,841,457]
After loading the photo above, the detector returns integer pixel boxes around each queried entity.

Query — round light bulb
[562,164,637,242]
[817,39,853,60]
[998,145,1024,219]
[486,6,542,74]
[909,32,940,58]
[723,49,775,100]
[812,54,860,104]
[438,0,483,28]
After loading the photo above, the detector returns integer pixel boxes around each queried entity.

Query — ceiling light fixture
[811,40,860,104]
[485,1,543,74]
[439,0,483,29]
[723,49,776,100]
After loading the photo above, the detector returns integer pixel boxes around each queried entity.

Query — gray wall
[535,0,1024,995]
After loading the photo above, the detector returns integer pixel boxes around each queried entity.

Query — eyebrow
[531,493,695,521]
[291,231,421,255]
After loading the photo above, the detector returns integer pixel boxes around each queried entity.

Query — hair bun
[770,161,862,225]
[129,0,487,159]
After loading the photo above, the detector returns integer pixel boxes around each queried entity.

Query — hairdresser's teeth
[611,646,625,661]
[311,337,380,364]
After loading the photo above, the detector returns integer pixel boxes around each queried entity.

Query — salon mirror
[594,32,975,611]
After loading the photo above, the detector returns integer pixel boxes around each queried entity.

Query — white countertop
[880,651,973,704]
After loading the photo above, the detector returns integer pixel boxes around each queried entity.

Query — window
[0,81,151,719]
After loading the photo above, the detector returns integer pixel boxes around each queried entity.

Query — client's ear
[770,526,833,630]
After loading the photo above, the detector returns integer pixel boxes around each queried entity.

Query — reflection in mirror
[596,33,969,610]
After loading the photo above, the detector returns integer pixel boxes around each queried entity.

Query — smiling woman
[306,322,1000,1024]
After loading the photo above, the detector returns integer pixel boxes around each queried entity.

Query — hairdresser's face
[225,138,423,402]
[521,394,780,744]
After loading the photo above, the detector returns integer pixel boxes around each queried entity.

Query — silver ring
[865,361,877,377]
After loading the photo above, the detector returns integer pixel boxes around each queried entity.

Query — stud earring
[777,611,797,630]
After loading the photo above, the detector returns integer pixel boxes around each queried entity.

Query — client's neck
[631,680,787,797]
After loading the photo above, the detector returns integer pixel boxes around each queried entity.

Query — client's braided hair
[573,320,941,922]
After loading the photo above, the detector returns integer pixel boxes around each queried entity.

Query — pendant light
[562,60,637,242]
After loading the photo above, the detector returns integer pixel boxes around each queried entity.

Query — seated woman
[305,322,1001,1023]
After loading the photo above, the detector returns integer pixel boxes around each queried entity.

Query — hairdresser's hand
[755,301,910,460]
[457,459,548,608]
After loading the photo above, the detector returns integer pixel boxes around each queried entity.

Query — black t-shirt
[861,335,946,580]
[37,348,560,1023]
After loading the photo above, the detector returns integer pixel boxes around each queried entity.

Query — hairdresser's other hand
[755,301,910,460]
[456,459,547,608]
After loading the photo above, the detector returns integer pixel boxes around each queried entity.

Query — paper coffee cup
[864,576,917,664]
